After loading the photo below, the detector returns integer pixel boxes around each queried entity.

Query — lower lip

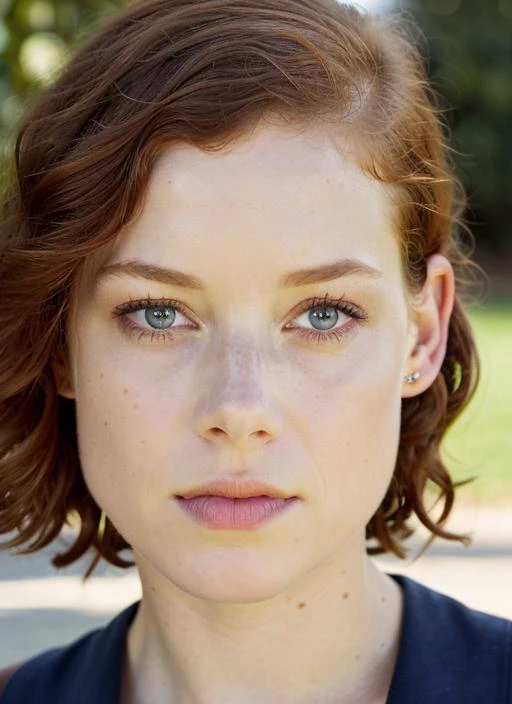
[175,495,298,529]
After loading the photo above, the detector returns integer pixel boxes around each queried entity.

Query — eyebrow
[96,258,383,290]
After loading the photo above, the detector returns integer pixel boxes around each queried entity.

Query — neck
[123,538,403,704]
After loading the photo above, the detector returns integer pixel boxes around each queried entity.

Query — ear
[52,350,76,400]
[401,254,455,398]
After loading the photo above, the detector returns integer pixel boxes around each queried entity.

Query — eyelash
[113,293,368,345]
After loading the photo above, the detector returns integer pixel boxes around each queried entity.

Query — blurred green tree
[404,0,512,256]
[0,0,126,145]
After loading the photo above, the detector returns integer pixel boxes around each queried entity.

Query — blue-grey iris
[145,306,175,329]
[309,306,338,330]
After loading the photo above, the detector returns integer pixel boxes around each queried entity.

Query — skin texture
[62,120,455,704]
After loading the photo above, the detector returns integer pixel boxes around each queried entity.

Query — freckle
[342,592,349,600]
[297,602,306,609]
[104,421,108,427]
[355,654,361,661]
[381,598,386,603]
[380,642,385,649]
[140,440,146,445]
[123,388,128,394]
[100,373,104,379]
[133,403,138,410]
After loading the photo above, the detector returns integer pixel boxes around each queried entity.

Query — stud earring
[405,371,421,384]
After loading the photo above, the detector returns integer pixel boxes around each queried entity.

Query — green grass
[441,301,512,502]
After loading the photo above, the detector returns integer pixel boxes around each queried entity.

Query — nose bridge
[193,327,283,445]
[209,330,268,406]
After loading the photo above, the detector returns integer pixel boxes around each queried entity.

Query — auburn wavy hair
[0,0,480,577]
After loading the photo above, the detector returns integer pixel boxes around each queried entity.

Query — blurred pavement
[1,501,511,667]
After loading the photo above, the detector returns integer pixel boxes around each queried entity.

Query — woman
[0,0,510,702]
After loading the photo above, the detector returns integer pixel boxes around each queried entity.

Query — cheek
[294,331,405,517]
[72,335,191,505]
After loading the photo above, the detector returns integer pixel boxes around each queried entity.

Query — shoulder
[395,573,511,649]
[389,574,512,703]
[0,664,22,698]
[0,602,139,703]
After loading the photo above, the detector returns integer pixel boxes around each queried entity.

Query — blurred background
[0,0,511,667]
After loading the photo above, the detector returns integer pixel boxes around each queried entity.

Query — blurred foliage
[0,0,126,144]
[0,0,511,255]
[404,0,512,255]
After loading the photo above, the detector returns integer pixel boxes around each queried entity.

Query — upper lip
[176,479,295,500]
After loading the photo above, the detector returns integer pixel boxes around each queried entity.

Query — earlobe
[57,383,76,400]
[52,353,76,400]
[402,254,455,398]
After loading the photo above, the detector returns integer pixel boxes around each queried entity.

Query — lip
[174,479,299,530]
[174,495,299,530]
[175,479,296,500]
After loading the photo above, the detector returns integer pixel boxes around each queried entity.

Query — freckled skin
[63,120,454,704]
[70,122,414,602]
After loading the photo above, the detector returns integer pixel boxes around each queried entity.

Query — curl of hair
[0,0,480,576]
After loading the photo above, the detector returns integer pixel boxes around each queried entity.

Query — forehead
[73,121,409,312]
[147,121,392,220]
[105,121,403,287]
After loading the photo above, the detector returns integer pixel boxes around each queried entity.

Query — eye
[113,298,195,341]
[285,294,367,344]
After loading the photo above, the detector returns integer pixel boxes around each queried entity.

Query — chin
[142,548,305,604]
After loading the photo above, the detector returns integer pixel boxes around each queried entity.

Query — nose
[193,336,283,448]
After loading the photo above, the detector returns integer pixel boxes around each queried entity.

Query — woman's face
[68,121,418,601]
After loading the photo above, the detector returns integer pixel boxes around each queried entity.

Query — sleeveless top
[1,574,511,703]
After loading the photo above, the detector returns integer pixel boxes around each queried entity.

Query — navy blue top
[2,574,511,703]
